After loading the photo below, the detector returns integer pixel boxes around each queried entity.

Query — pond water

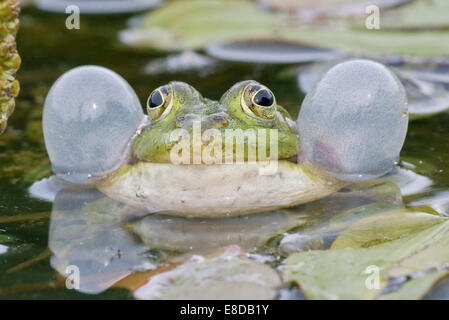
[1,8,449,299]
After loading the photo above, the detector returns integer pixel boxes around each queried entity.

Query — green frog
[42,60,408,217]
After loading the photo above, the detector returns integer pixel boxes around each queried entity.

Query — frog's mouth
[284,155,299,164]
[128,154,300,165]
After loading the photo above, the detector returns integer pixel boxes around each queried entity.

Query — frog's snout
[175,112,230,130]
[297,59,408,182]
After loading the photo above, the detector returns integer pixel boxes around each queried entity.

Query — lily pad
[375,0,449,31]
[283,219,449,299]
[260,0,412,18]
[126,246,281,300]
[284,28,449,57]
[35,0,162,14]
[380,270,449,300]
[206,40,336,64]
[331,208,445,249]
[423,276,449,300]
[120,0,281,51]
[278,180,405,254]
[121,0,449,58]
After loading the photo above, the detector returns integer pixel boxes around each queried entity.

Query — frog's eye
[241,84,276,121]
[147,85,173,121]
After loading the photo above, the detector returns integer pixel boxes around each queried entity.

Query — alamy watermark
[364,265,380,290]
[168,120,279,175]
[66,5,80,30]
[65,264,80,290]
[365,5,380,30]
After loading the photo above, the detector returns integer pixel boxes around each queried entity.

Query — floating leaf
[122,0,449,58]
[35,0,161,14]
[206,40,335,64]
[126,246,281,300]
[284,28,449,57]
[283,219,449,299]
[120,0,281,51]
[260,0,412,18]
[331,208,444,249]
[423,276,449,300]
[380,270,449,300]
[377,0,449,31]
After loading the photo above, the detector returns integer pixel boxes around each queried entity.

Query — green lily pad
[331,208,445,249]
[122,0,449,58]
[380,270,449,300]
[260,0,412,18]
[120,0,281,51]
[286,28,449,57]
[283,219,449,299]
[131,246,281,300]
[375,0,449,31]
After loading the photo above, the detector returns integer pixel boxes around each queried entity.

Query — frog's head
[43,61,408,186]
[131,81,299,163]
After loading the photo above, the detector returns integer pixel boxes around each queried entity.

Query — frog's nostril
[210,113,229,127]
[176,116,185,127]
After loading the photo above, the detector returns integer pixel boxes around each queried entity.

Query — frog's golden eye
[241,84,276,121]
[147,85,173,121]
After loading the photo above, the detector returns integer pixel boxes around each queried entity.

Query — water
[1,7,449,299]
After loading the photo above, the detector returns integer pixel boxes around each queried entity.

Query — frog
[41,59,409,218]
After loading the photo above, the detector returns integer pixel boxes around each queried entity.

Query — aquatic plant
[0,0,21,134]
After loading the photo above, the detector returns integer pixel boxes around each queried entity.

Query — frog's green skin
[98,81,346,217]
[132,81,298,163]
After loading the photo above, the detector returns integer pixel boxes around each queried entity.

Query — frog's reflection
[48,187,149,294]
[45,168,421,295]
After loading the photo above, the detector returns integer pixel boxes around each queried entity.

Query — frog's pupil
[253,90,274,107]
[149,90,163,108]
